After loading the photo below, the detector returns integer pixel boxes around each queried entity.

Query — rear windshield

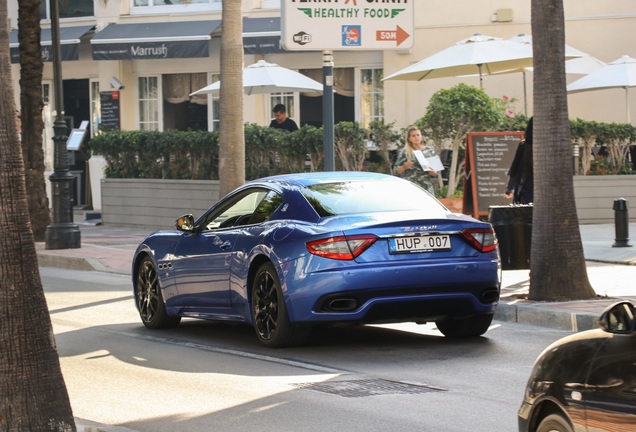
[301,180,447,217]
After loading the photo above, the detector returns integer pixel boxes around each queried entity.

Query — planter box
[101,175,636,228]
[573,175,636,224]
[101,179,220,229]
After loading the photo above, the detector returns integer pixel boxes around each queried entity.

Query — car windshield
[301,180,447,217]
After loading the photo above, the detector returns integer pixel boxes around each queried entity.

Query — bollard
[612,198,632,248]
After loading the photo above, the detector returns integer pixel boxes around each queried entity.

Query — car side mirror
[599,301,636,334]
[175,214,195,232]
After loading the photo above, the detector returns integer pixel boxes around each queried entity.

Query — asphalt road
[44,267,571,432]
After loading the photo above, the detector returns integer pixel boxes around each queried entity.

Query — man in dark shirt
[269,103,299,132]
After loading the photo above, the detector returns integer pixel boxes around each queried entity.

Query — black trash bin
[488,205,533,270]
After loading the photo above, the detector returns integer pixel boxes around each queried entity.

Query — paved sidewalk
[35,222,636,334]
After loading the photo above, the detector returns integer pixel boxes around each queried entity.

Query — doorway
[63,79,90,207]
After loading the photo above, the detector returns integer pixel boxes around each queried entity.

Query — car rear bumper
[284,258,500,323]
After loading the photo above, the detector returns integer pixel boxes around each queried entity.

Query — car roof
[252,171,402,189]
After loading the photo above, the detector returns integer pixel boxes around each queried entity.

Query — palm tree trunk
[0,4,76,429]
[529,0,596,300]
[18,0,51,241]
[219,0,245,195]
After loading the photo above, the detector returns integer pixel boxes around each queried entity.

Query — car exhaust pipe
[328,298,358,312]
[481,289,500,303]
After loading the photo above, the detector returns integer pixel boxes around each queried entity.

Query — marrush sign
[92,40,208,61]
[281,0,414,51]
[90,21,218,61]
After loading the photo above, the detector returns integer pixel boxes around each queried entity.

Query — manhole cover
[292,379,446,398]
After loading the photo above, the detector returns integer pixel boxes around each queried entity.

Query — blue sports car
[132,172,501,347]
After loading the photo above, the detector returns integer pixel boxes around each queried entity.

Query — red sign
[375,25,410,46]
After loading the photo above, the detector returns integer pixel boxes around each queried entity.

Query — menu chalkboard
[100,91,121,131]
[463,131,525,219]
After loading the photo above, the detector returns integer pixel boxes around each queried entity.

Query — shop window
[90,81,100,137]
[139,77,160,131]
[163,73,210,131]
[207,74,220,131]
[260,0,281,9]
[360,68,384,128]
[131,0,221,14]
[299,68,355,127]
[40,0,95,19]
[269,93,297,124]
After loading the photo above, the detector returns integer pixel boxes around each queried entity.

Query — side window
[202,190,268,231]
[251,191,283,224]
[269,93,296,122]
[41,0,95,19]
[360,68,384,128]
[139,76,160,131]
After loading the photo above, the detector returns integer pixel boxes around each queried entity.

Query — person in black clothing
[269,104,298,132]
[505,117,533,204]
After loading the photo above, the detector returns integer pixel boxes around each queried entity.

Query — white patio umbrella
[190,60,323,96]
[505,34,599,114]
[567,55,636,123]
[383,34,535,88]
[506,34,603,75]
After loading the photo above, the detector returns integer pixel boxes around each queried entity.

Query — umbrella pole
[626,87,631,124]
[478,64,483,88]
[523,70,528,116]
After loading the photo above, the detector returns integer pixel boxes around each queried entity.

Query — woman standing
[394,126,438,195]
[505,117,533,204]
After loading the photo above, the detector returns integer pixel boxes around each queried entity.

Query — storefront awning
[241,17,283,55]
[91,21,221,60]
[9,25,94,64]
[207,17,283,55]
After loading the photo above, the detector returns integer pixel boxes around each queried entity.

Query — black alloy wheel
[136,256,180,329]
[251,262,308,348]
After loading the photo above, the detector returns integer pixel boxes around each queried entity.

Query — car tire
[135,256,181,329]
[536,414,573,432]
[251,262,309,348]
[435,314,493,337]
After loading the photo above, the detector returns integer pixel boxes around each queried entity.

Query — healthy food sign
[281,0,414,51]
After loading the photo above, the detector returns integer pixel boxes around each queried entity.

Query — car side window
[250,191,283,224]
[202,190,268,231]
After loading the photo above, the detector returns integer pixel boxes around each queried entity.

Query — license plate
[389,235,451,253]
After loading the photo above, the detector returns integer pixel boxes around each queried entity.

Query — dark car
[518,301,636,432]
[132,172,501,347]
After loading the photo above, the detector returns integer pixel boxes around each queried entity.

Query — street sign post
[281,0,414,51]
[281,0,414,170]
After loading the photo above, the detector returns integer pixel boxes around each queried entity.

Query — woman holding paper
[394,126,438,195]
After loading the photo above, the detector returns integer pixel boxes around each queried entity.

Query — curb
[36,253,129,275]
[494,297,636,332]
[494,302,599,332]
[76,418,140,432]
[37,254,96,272]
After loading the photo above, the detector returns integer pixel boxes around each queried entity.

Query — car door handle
[212,237,232,249]
[214,239,232,249]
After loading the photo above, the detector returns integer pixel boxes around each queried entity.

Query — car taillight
[306,235,378,260]
[462,228,497,253]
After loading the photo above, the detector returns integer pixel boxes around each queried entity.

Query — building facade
[7,0,636,208]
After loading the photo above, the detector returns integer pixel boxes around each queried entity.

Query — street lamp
[45,0,80,249]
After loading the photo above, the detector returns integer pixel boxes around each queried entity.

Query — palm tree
[0,2,76,429]
[18,0,51,241]
[529,0,596,300]
[219,0,245,195]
